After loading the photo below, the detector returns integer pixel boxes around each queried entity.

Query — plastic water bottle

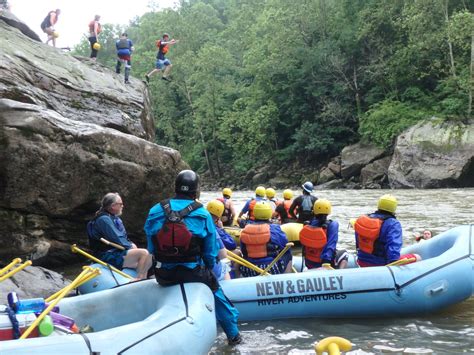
[15,298,46,314]
[50,311,75,329]
[38,315,54,336]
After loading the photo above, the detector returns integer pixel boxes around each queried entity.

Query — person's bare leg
[163,64,173,78]
[123,249,152,280]
[284,260,293,273]
[147,68,161,77]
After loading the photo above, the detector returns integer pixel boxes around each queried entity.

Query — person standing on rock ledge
[88,15,102,61]
[115,33,134,84]
[87,192,153,280]
[40,9,60,47]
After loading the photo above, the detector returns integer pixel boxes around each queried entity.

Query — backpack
[301,195,313,212]
[117,38,129,49]
[86,216,109,255]
[153,199,203,263]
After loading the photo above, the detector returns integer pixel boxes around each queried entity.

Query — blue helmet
[302,181,313,193]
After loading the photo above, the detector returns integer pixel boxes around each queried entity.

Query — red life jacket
[276,200,292,220]
[354,215,389,254]
[88,20,102,34]
[248,199,258,220]
[156,40,169,54]
[240,224,271,259]
[152,199,203,263]
[299,224,328,263]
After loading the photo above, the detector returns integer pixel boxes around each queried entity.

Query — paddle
[0,259,32,283]
[71,244,133,280]
[0,258,22,276]
[226,250,270,275]
[20,267,97,339]
[261,242,294,275]
[315,336,352,355]
[45,266,101,302]
[386,257,417,267]
[100,237,126,251]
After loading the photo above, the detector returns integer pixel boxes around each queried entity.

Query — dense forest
[73,0,474,181]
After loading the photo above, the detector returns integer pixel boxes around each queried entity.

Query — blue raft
[1,281,216,354]
[221,224,474,320]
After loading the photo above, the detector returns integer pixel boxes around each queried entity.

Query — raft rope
[5,306,20,339]
[78,332,100,355]
[105,263,120,287]
[116,283,190,354]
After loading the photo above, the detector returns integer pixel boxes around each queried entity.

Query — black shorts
[155,265,219,292]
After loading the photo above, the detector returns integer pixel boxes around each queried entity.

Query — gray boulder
[361,156,392,187]
[388,120,474,188]
[0,8,41,42]
[317,167,337,184]
[0,99,186,266]
[340,142,385,179]
[0,266,70,300]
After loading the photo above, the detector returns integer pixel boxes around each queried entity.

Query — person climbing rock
[40,9,60,47]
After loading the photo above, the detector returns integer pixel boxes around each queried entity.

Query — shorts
[118,54,131,62]
[98,249,128,269]
[239,252,292,277]
[155,58,171,69]
[155,265,219,292]
[305,249,349,269]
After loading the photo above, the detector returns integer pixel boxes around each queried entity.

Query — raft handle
[429,285,445,295]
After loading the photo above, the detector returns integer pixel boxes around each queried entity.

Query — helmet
[93,42,101,50]
[302,181,313,193]
[222,188,232,198]
[253,201,272,220]
[175,170,199,195]
[313,199,331,215]
[53,31,59,38]
[207,200,224,218]
[255,186,266,197]
[283,189,293,200]
[377,194,397,214]
[265,188,276,199]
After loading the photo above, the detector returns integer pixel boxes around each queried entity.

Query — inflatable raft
[1,281,216,354]
[221,224,474,320]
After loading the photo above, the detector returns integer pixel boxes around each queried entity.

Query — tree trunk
[353,63,361,116]
[444,0,457,78]
[469,26,473,119]
[182,81,215,177]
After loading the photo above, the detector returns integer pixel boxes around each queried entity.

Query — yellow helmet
[265,187,276,199]
[53,31,59,38]
[253,201,272,220]
[93,42,101,50]
[283,189,293,200]
[206,200,225,218]
[313,199,332,215]
[377,194,397,214]
[255,186,266,197]
[222,188,232,198]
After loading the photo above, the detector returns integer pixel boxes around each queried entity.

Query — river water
[200,189,474,354]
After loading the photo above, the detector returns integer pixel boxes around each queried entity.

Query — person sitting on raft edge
[237,186,267,227]
[217,187,237,227]
[299,199,349,271]
[354,194,421,267]
[239,201,293,277]
[86,192,153,280]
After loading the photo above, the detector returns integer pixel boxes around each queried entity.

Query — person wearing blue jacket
[354,194,419,267]
[237,186,266,227]
[239,201,292,277]
[87,192,152,280]
[115,33,134,84]
[144,170,241,346]
[299,199,348,270]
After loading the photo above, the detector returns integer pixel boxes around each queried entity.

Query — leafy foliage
[72,0,473,178]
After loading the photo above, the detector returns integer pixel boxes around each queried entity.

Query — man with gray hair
[87,192,152,280]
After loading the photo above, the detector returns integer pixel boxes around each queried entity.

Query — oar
[261,242,294,275]
[386,257,417,267]
[0,258,22,276]
[100,238,125,251]
[71,244,133,280]
[45,266,101,302]
[226,250,270,275]
[20,267,95,339]
[0,260,32,283]
[315,336,352,355]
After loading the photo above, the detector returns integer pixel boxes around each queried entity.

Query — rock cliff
[0,15,187,267]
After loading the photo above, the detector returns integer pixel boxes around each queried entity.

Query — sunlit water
[199,189,474,354]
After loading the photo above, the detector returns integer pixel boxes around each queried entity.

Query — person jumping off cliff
[145,33,178,83]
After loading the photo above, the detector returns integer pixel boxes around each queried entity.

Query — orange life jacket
[354,215,386,254]
[299,224,328,263]
[240,224,271,259]
[156,40,169,54]
[248,199,257,220]
[88,20,102,35]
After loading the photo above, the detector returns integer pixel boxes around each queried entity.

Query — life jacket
[276,200,292,220]
[117,38,130,50]
[240,223,275,259]
[299,222,329,263]
[41,11,57,28]
[248,199,258,220]
[89,20,102,35]
[156,40,169,54]
[217,197,232,223]
[86,213,116,256]
[152,199,203,263]
[354,215,391,255]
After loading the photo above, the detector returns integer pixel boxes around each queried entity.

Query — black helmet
[175,170,199,194]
